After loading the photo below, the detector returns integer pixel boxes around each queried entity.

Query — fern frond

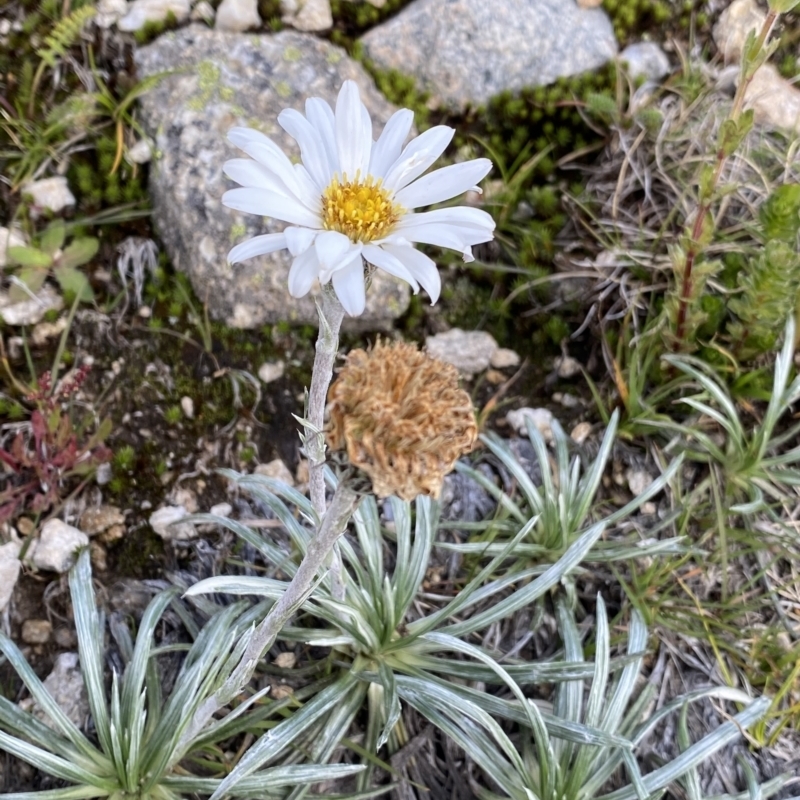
[14,60,35,113]
[36,6,96,68]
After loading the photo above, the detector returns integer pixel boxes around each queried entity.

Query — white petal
[335,80,372,180]
[369,108,414,179]
[381,224,490,260]
[315,231,361,275]
[222,188,321,228]
[224,158,319,212]
[364,245,419,294]
[362,244,418,292]
[332,258,366,316]
[381,244,441,303]
[228,233,288,264]
[285,226,318,256]
[394,159,493,209]
[396,207,496,233]
[305,97,339,177]
[288,247,321,298]
[383,126,454,192]
[293,164,323,212]
[278,108,330,191]
[228,128,303,196]
[223,159,288,192]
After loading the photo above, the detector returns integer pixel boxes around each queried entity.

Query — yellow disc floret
[321,174,402,243]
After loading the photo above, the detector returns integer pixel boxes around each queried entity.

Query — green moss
[114,444,136,472]
[601,0,698,43]
[164,405,182,425]
[67,133,148,210]
[477,63,618,188]
[133,11,178,46]
[258,0,283,28]
[329,0,414,38]
[540,315,570,347]
[364,63,431,130]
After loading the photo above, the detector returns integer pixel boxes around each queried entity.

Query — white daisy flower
[222,80,495,317]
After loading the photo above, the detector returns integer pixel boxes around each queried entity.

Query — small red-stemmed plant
[0,364,112,523]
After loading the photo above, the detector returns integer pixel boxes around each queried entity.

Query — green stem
[673,9,779,349]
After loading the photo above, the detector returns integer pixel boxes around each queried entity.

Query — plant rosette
[6,219,97,302]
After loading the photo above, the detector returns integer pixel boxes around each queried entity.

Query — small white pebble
[570,421,592,444]
[258,360,285,384]
[555,355,582,379]
[273,651,296,669]
[126,139,152,165]
[171,487,199,514]
[556,392,580,408]
[22,176,75,214]
[489,347,521,369]
[95,463,112,485]
[626,468,654,497]
[22,619,52,645]
[209,502,232,518]
[149,505,196,541]
[180,396,195,419]
[191,0,215,22]
[138,305,152,318]
[255,458,295,487]
[505,408,554,441]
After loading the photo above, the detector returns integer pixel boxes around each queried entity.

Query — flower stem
[307,285,345,517]
[179,481,360,751]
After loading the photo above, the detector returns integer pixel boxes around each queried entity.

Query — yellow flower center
[321,175,402,243]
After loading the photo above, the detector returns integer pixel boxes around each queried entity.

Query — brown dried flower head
[326,341,477,500]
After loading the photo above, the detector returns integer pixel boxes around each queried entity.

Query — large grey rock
[359,0,617,111]
[134,26,410,328]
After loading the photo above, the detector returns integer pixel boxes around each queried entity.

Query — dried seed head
[326,341,477,500]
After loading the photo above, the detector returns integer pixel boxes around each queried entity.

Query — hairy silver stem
[180,481,360,749]
[307,286,345,518]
